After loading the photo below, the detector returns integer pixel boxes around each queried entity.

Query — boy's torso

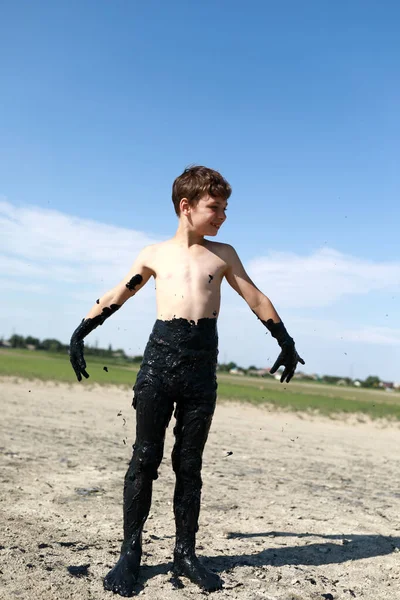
[145,239,229,322]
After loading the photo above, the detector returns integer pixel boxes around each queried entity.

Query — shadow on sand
[132,530,399,588]
[212,530,400,569]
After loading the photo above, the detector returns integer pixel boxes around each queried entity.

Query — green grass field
[1,349,400,420]
[0,349,139,386]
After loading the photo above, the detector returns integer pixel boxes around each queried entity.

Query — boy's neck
[172,221,206,248]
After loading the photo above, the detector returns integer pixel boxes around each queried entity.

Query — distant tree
[40,338,64,352]
[321,375,342,385]
[8,334,25,348]
[218,361,237,372]
[25,336,40,346]
[248,365,257,371]
[362,376,381,388]
[114,348,127,358]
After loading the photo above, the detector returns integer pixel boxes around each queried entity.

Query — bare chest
[152,244,227,290]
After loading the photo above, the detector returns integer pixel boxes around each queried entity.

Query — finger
[280,367,289,383]
[76,371,82,382]
[81,369,90,379]
[286,370,295,383]
[298,356,305,365]
[71,361,80,379]
[270,358,282,374]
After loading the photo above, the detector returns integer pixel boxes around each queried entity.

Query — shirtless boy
[69,166,304,597]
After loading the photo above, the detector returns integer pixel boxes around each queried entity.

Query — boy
[69,166,304,596]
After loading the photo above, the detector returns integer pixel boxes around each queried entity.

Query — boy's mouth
[211,222,220,230]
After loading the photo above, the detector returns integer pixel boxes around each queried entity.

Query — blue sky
[1,1,399,381]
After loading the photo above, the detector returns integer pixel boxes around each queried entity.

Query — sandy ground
[1,378,400,600]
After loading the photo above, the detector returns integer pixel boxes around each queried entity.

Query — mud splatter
[126,274,143,291]
[67,564,90,577]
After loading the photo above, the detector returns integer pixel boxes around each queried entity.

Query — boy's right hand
[261,319,305,383]
[269,341,304,383]
[69,330,90,381]
[68,305,121,382]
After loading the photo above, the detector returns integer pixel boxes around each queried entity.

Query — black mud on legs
[104,317,221,596]
[171,403,223,591]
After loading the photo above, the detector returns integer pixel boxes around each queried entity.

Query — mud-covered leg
[171,402,223,592]
[104,372,173,597]
[103,444,161,596]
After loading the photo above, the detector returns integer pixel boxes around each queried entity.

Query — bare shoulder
[136,243,161,275]
[206,241,239,264]
[139,240,172,274]
[204,240,233,258]
[141,241,170,257]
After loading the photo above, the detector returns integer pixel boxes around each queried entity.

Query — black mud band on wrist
[263,319,294,346]
[252,310,294,346]
[71,303,121,341]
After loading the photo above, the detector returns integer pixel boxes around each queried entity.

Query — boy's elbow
[247,291,268,312]
[108,283,136,307]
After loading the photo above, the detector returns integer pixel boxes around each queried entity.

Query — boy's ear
[179,197,190,215]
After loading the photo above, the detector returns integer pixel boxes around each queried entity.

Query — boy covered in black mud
[69,166,304,596]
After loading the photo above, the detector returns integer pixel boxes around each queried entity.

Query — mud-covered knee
[177,452,203,481]
[129,442,164,480]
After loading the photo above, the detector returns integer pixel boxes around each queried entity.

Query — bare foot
[103,547,141,597]
[172,551,223,592]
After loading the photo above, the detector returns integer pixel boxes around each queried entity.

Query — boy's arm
[223,245,304,383]
[69,246,155,381]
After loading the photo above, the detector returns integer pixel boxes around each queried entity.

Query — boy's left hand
[270,341,305,383]
[69,335,90,381]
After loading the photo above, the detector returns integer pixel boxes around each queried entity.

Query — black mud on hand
[69,304,121,381]
[256,316,305,384]
[69,330,89,382]
[270,342,305,383]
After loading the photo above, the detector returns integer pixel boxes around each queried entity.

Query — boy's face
[185,194,227,237]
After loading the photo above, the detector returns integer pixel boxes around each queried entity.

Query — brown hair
[172,165,231,216]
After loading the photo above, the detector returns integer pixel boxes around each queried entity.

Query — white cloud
[0,199,163,287]
[0,278,48,294]
[339,326,400,346]
[0,254,77,281]
[248,247,400,308]
[289,316,400,346]
[3,200,399,307]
